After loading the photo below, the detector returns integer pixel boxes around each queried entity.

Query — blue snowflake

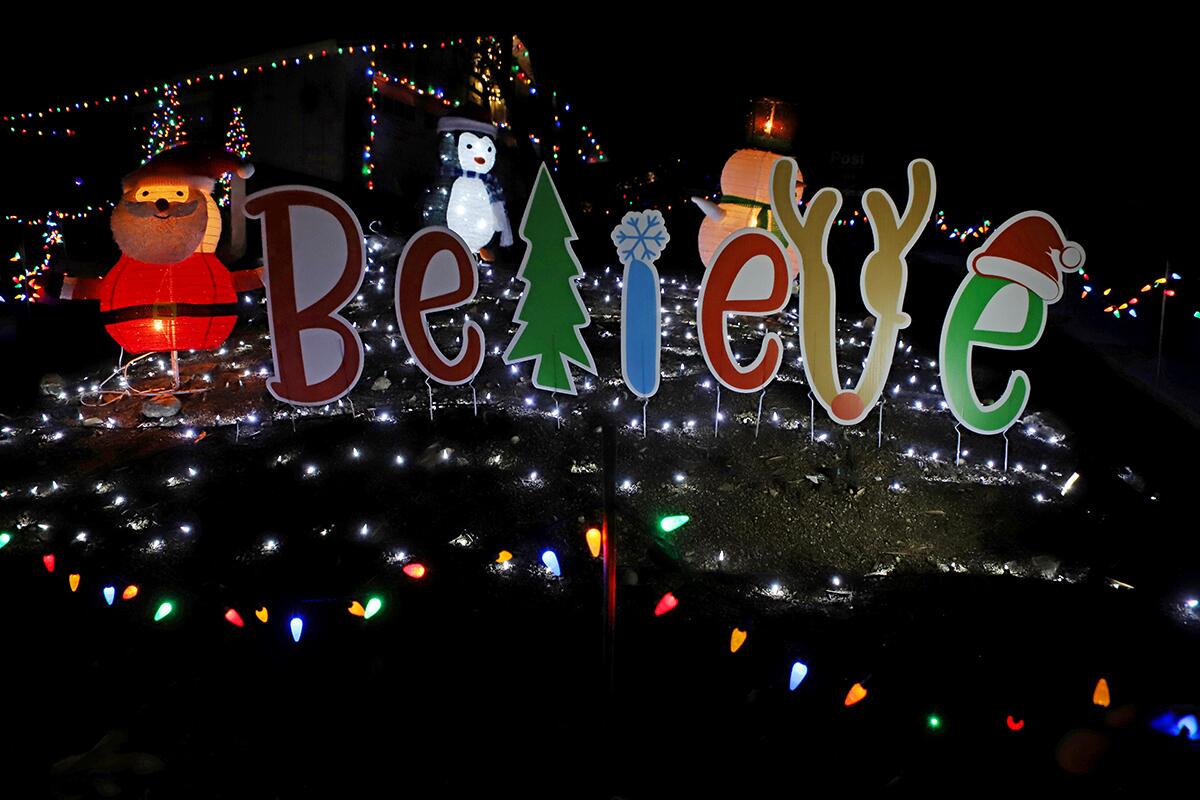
[611,210,670,266]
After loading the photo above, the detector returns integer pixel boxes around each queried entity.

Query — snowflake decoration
[611,210,669,266]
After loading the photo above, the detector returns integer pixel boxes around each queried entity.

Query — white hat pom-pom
[1060,243,1084,270]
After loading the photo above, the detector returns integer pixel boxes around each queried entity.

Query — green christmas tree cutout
[504,164,597,395]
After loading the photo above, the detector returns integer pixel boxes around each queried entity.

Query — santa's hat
[122,144,254,193]
[968,211,1084,303]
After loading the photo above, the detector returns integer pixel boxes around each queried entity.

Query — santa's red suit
[63,252,262,354]
[96,252,240,353]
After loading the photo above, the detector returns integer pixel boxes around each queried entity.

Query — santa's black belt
[102,302,241,324]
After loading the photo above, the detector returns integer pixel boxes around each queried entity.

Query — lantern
[692,150,803,277]
[745,98,797,151]
[60,145,262,357]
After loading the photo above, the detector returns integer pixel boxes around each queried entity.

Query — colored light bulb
[103,586,116,605]
[927,714,942,730]
[541,550,561,577]
[654,592,678,616]
[69,574,80,592]
[225,609,245,627]
[364,597,382,619]
[845,682,868,706]
[496,550,513,563]
[1093,678,1110,707]
[789,661,809,690]
[1007,715,1025,731]
[154,601,173,621]
[403,563,426,579]
[730,628,747,653]
[348,601,366,617]
[0,532,11,549]
[290,616,304,642]
[43,553,56,572]
[255,607,269,623]
[585,527,602,558]
[659,515,690,533]
[122,585,138,600]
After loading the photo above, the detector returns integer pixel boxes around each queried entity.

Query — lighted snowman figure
[443,121,513,257]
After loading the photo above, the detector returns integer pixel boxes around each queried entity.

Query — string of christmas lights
[4,488,1195,743]
[6,214,62,302]
[1082,269,1186,320]
[363,62,462,190]
[3,35,606,169]
[3,125,75,139]
[3,204,111,226]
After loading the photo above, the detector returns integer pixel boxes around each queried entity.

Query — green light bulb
[659,515,690,533]
[0,532,11,549]
[154,602,174,622]
[364,597,383,620]
[927,714,941,730]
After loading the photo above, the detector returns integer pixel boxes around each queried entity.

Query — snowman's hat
[969,211,1084,303]
[436,116,498,137]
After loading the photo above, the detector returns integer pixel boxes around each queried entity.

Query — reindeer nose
[155,198,170,212]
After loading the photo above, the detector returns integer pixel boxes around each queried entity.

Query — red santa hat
[122,144,254,194]
[968,211,1084,303]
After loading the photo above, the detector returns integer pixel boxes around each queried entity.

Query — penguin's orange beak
[474,156,486,165]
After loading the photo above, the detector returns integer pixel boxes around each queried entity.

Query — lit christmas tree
[215,106,253,207]
[142,85,187,163]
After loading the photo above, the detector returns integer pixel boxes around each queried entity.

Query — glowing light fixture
[789,661,809,690]
[659,515,690,533]
[586,527,602,558]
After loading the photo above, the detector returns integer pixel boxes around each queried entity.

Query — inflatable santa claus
[62,145,262,354]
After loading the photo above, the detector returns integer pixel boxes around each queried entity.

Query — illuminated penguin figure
[438,117,513,258]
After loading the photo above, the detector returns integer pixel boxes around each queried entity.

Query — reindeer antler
[770,157,937,425]
[770,158,842,405]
